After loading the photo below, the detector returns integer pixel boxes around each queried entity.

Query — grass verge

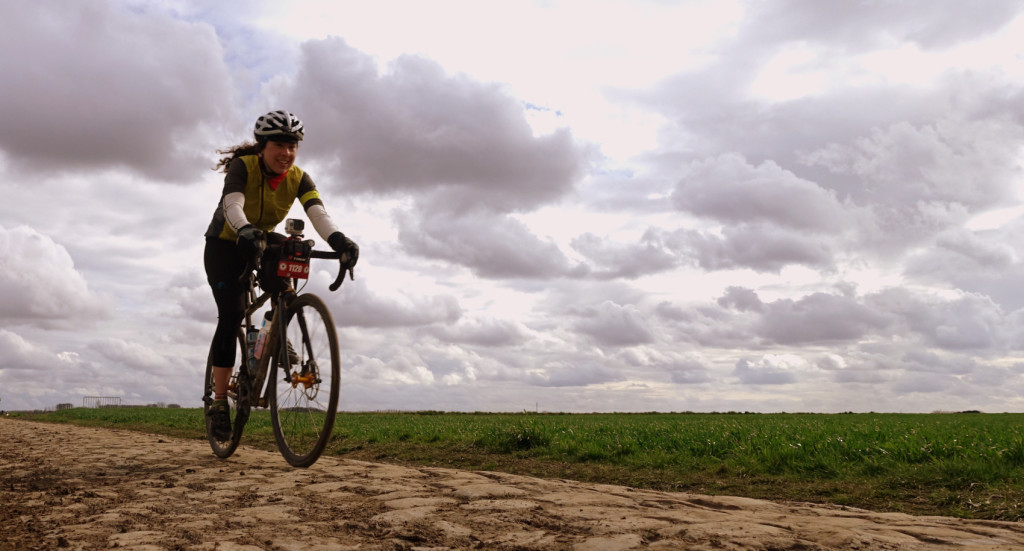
[13,408,1024,521]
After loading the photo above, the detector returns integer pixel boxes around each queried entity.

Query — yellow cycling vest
[218,155,305,241]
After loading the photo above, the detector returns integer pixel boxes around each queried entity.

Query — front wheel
[203,328,248,457]
[269,293,340,467]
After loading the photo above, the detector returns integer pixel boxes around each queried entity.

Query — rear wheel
[204,328,249,458]
[269,293,340,467]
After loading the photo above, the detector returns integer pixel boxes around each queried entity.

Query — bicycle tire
[204,328,248,457]
[269,293,340,467]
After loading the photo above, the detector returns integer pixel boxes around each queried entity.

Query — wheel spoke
[270,294,339,467]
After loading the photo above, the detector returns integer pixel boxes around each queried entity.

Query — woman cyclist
[204,110,358,441]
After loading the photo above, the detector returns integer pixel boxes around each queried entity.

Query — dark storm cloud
[0,1,234,181]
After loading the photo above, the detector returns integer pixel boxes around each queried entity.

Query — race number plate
[277,259,310,279]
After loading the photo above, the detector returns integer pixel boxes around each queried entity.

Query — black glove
[328,231,359,273]
[236,224,266,264]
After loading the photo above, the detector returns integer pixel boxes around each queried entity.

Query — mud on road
[3,417,1024,550]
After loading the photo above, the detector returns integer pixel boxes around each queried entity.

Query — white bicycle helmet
[253,110,304,143]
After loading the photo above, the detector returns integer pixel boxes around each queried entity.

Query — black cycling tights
[204,237,247,368]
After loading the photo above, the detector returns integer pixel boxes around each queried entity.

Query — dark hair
[213,141,264,173]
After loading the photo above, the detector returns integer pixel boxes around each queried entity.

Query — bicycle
[202,219,354,467]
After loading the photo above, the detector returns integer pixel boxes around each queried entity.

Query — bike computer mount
[278,219,312,280]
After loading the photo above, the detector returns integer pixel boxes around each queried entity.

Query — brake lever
[237,250,265,285]
[328,255,355,292]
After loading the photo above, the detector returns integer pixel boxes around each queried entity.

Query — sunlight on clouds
[843,17,1024,91]
[748,44,829,102]
[759,353,808,371]
[832,266,903,296]
[852,35,1024,88]
[267,0,743,88]
[935,13,1024,83]
[750,12,1024,103]
[855,44,948,87]
[263,0,737,161]
[513,207,629,244]
[965,205,1024,231]
[10,0,1024,413]
[639,267,762,303]
[570,101,668,160]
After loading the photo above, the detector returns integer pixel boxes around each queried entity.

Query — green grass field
[18,408,1024,521]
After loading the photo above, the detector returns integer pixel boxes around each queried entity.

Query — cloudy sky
[4,0,1024,413]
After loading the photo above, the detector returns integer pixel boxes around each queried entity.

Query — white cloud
[801,117,1024,211]
[396,210,576,279]
[869,288,1007,350]
[330,277,462,328]
[0,1,234,181]
[274,38,589,211]
[4,0,1024,413]
[0,329,53,372]
[89,338,173,375]
[755,292,892,345]
[733,356,802,385]
[0,226,108,326]
[425,317,528,347]
[571,230,679,279]
[574,301,655,347]
[674,153,851,231]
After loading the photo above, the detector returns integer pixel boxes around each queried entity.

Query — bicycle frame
[239,278,286,410]
[205,227,351,466]
[238,247,348,410]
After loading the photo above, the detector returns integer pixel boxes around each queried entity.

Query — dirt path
[3,418,1024,550]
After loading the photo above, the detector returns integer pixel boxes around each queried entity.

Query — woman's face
[261,140,298,174]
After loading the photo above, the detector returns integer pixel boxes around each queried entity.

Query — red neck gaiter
[268,172,286,190]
